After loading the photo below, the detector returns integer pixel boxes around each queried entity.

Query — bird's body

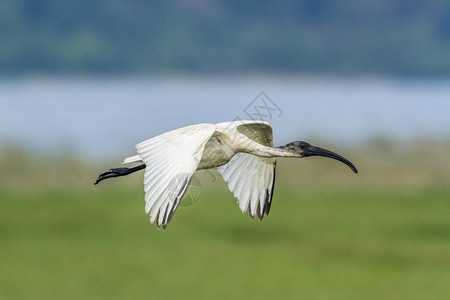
[95,120,357,229]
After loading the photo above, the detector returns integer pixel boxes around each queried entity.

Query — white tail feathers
[122,155,142,164]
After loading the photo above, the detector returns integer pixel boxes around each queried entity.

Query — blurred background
[1,1,449,299]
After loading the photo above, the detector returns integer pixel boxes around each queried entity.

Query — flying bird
[95,120,358,229]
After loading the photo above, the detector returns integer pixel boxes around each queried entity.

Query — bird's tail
[122,154,141,164]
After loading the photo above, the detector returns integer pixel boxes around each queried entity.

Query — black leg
[94,164,145,185]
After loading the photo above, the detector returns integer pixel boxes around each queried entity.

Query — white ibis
[95,120,357,229]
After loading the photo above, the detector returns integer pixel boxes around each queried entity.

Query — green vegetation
[2,0,450,75]
[1,186,449,299]
[1,141,449,299]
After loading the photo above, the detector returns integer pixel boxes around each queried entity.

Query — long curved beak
[304,145,358,174]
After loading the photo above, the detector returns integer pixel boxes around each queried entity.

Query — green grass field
[1,144,449,299]
[1,184,449,299]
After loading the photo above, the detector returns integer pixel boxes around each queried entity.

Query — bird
[95,120,358,229]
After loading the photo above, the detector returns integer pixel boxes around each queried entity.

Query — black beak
[303,145,358,174]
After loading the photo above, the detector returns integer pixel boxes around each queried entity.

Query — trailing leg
[94,164,145,185]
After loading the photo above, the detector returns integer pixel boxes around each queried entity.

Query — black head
[282,141,358,174]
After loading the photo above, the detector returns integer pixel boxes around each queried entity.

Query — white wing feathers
[218,154,276,220]
[121,120,277,227]
[135,124,216,229]
[217,122,276,220]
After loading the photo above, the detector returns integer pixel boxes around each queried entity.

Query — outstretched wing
[136,124,216,229]
[218,121,276,220]
[236,121,274,147]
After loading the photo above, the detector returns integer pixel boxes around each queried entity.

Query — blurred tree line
[1,0,449,75]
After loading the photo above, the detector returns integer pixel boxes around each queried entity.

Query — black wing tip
[152,175,193,230]
[256,201,265,221]
[155,220,168,230]
[263,163,276,216]
[248,209,255,220]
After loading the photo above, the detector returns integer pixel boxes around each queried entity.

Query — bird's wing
[218,121,276,219]
[136,124,216,229]
[216,120,274,146]
[236,121,274,147]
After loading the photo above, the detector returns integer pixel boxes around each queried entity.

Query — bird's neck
[243,143,299,158]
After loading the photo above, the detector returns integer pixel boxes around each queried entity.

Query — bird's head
[280,141,358,174]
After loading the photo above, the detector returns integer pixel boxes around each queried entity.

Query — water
[1,76,449,159]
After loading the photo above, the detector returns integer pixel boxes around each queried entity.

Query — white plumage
[95,120,357,229]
